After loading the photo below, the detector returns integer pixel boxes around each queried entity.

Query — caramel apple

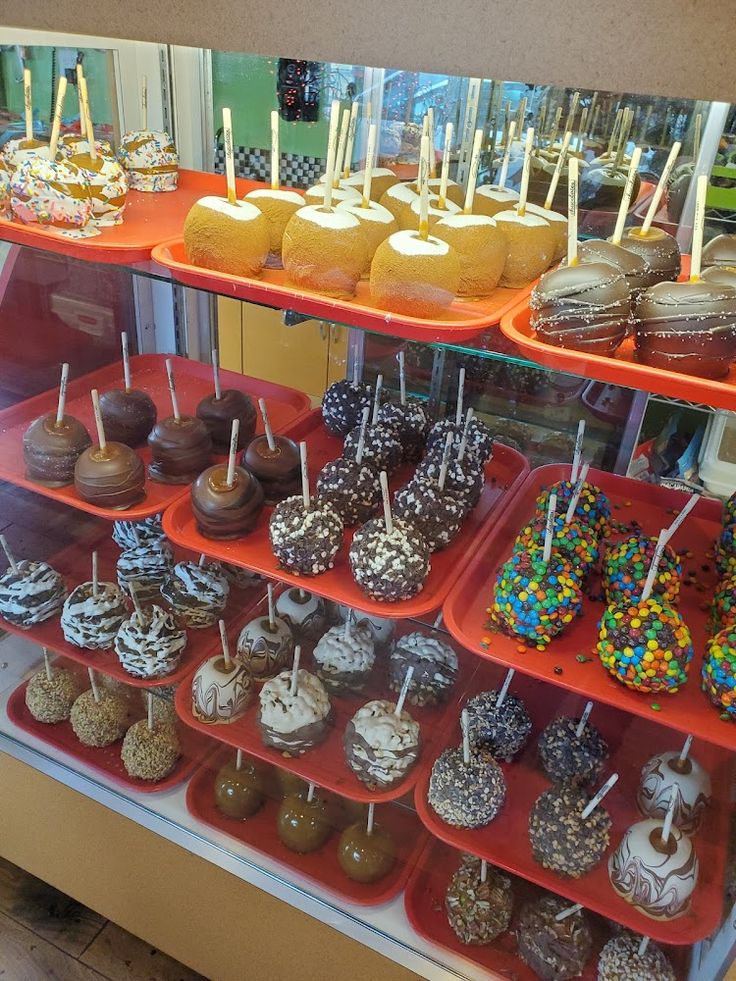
[99,389,156,447]
[616,226,681,286]
[337,818,395,883]
[191,462,264,539]
[24,413,91,487]
[148,415,212,484]
[276,788,332,854]
[75,439,145,510]
[214,754,266,819]
[243,434,300,503]
[196,390,256,452]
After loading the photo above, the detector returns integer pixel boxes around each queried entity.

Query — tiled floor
[0,856,205,981]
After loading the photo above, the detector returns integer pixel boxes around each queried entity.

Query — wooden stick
[438,122,453,210]
[547,106,563,148]
[23,67,32,142]
[394,665,414,716]
[267,582,275,629]
[418,132,430,240]
[589,105,600,139]
[438,432,453,491]
[91,389,107,451]
[219,618,232,669]
[118,331,132,392]
[322,100,341,210]
[307,782,316,803]
[542,492,557,564]
[164,359,180,421]
[76,64,87,144]
[258,397,276,451]
[638,937,650,958]
[361,124,377,207]
[222,107,237,205]
[433,610,444,628]
[576,107,588,152]
[289,646,301,696]
[366,802,375,836]
[606,108,623,157]
[0,535,17,572]
[236,749,243,770]
[610,146,642,245]
[300,441,310,510]
[88,667,100,704]
[641,528,668,602]
[334,108,351,188]
[48,77,67,159]
[516,127,535,217]
[565,462,590,524]
[555,903,583,923]
[398,350,407,406]
[43,648,52,681]
[343,616,351,642]
[56,362,69,426]
[693,112,702,161]
[147,691,154,730]
[212,348,222,401]
[567,155,579,266]
[665,491,700,541]
[566,91,580,136]
[480,859,487,883]
[544,131,572,210]
[581,772,619,820]
[343,101,359,179]
[641,141,681,234]
[457,407,473,462]
[78,73,96,161]
[575,700,594,738]
[678,733,693,764]
[613,108,633,171]
[661,786,677,844]
[91,550,99,598]
[371,374,383,426]
[496,668,514,708]
[461,708,471,765]
[355,405,370,465]
[129,582,144,623]
[427,106,436,179]
[270,109,279,190]
[515,96,528,139]
[689,173,709,281]
[226,419,240,488]
[571,420,585,482]
[463,128,484,215]
[497,120,516,189]
[140,75,148,131]
[380,471,393,534]
[198,553,207,567]
[455,367,466,426]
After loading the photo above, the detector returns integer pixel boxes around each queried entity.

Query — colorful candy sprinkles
[702,627,736,718]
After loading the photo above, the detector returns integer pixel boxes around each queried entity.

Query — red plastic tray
[0,171,266,265]
[186,748,429,906]
[499,258,736,414]
[404,837,688,981]
[413,663,731,945]
[175,616,479,804]
[0,353,311,520]
[6,661,214,793]
[152,238,531,344]
[0,533,268,689]
[163,408,530,619]
[443,464,736,750]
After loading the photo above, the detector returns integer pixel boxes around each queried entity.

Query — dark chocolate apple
[196,389,257,452]
[337,821,395,883]
[191,463,264,539]
[702,266,736,288]
[147,414,212,484]
[242,435,300,503]
[214,757,265,819]
[530,261,631,355]
[616,227,681,285]
[276,790,332,853]
[635,280,736,378]
[581,164,640,210]
[23,413,92,487]
[74,442,146,509]
[703,233,736,271]
[99,388,157,447]
[577,239,650,295]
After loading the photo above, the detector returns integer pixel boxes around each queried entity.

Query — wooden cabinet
[216,298,348,401]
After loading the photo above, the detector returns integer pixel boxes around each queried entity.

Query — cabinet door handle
[331,325,341,343]
[319,322,328,341]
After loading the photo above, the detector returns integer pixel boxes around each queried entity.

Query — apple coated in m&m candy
[597,599,693,694]
[513,515,599,578]
[710,574,736,634]
[716,526,736,577]
[702,627,736,718]
[492,547,582,649]
[603,534,681,607]
[536,480,611,537]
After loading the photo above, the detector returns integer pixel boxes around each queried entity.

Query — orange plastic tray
[152,238,531,343]
[186,748,429,906]
[499,257,736,413]
[443,464,736,751]
[162,408,530,619]
[0,533,268,690]
[175,615,479,804]
[0,353,311,521]
[404,837,688,980]
[413,662,732,945]
[0,171,265,264]
[6,658,214,793]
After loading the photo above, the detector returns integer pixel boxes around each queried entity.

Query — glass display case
[0,26,735,981]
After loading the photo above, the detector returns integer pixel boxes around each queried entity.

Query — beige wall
[2,1,736,102]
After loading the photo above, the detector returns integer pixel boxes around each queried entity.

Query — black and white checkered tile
[214,146,326,188]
